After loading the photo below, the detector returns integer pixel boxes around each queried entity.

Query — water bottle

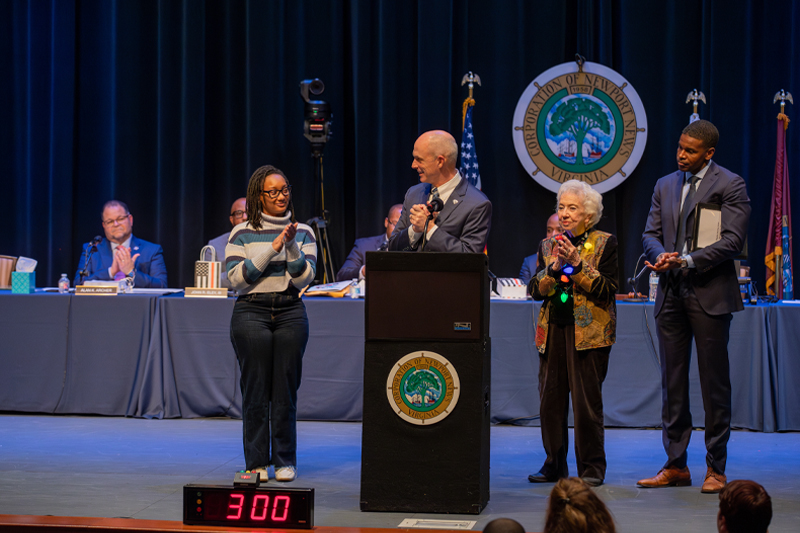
[58,273,70,294]
[349,280,359,299]
[648,272,658,302]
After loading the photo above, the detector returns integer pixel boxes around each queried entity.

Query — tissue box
[497,278,528,299]
[11,271,35,294]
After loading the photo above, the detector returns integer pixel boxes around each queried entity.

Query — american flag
[195,260,221,288]
[459,105,482,190]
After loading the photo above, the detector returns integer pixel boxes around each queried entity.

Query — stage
[1,293,799,531]
[0,415,798,533]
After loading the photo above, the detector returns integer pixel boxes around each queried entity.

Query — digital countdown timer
[183,484,314,528]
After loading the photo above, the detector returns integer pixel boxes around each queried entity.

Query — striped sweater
[225,212,317,295]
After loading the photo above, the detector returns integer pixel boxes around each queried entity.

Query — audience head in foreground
[718,479,772,533]
[544,478,615,533]
[482,518,525,533]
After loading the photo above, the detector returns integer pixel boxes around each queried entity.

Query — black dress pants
[538,322,611,480]
[656,277,732,475]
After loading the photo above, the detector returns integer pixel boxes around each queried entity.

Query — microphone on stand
[420,198,445,251]
[426,197,444,218]
[78,236,103,285]
[627,253,649,301]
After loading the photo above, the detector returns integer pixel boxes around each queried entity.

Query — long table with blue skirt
[0,291,792,431]
[0,292,159,416]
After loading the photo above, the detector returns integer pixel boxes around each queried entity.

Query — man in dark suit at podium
[74,200,168,288]
[336,203,402,281]
[639,120,750,494]
[388,130,491,253]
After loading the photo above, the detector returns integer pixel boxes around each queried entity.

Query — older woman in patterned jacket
[527,179,618,488]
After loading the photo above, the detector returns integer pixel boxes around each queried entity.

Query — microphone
[419,198,444,251]
[627,253,650,301]
[426,198,444,215]
[627,254,649,284]
[78,236,103,285]
[627,254,649,286]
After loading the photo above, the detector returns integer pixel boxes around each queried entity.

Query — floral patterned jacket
[530,229,618,353]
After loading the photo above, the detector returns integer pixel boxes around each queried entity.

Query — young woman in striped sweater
[227,165,317,482]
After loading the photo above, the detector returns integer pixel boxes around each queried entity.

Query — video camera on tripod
[300,78,336,284]
[300,78,332,156]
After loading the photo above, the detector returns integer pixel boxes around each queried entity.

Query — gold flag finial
[460,71,482,100]
[773,89,794,114]
[773,89,793,130]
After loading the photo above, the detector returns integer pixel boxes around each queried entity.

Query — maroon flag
[765,114,793,297]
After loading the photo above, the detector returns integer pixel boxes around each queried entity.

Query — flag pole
[461,72,481,129]
[459,72,485,253]
[766,90,794,298]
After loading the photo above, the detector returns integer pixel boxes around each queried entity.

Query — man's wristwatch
[679,256,689,269]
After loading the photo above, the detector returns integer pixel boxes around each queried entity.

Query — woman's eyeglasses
[261,186,292,199]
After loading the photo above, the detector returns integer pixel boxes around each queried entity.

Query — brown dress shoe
[637,466,692,488]
[700,467,727,493]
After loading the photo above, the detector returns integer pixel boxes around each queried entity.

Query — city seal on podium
[387,351,460,425]
[512,56,648,193]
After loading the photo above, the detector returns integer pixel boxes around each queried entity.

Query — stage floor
[0,415,797,533]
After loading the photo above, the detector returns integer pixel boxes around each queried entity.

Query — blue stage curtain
[2,0,800,289]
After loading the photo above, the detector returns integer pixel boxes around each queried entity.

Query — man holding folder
[640,120,750,494]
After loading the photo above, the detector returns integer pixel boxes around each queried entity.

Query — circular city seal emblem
[512,58,647,193]
[386,351,460,425]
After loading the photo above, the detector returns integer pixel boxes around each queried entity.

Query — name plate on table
[185,287,228,298]
[76,285,118,296]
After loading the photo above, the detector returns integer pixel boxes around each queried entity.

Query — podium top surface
[364,252,489,341]
[365,251,488,273]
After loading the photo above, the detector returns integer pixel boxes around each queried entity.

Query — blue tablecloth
[0,291,159,416]
[0,291,789,431]
[769,303,800,430]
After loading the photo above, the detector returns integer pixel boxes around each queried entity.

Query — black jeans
[230,290,309,470]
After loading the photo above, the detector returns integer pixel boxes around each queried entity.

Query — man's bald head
[421,130,458,168]
[229,197,247,227]
[412,130,459,187]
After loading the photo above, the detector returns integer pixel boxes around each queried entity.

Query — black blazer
[642,160,750,316]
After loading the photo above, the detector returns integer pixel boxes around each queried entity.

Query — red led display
[183,484,313,529]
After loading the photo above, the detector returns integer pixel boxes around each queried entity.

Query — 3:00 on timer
[183,485,314,528]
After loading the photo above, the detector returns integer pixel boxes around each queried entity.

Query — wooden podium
[360,252,491,514]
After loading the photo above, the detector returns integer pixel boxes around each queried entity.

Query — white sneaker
[253,466,270,482]
[275,466,297,482]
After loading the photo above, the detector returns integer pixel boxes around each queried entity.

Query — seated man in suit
[74,200,168,288]
[205,197,247,288]
[519,213,563,285]
[388,130,491,253]
[336,203,402,281]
